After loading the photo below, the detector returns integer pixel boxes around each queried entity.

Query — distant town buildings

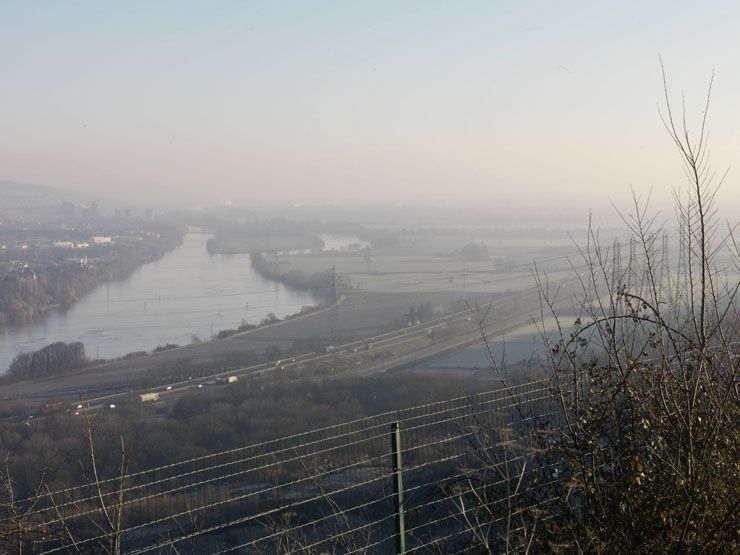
[53,241,90,249]
[52,236,112,249]
[68,256,89,266]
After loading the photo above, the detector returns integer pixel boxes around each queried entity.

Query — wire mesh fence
[1,379,563,554]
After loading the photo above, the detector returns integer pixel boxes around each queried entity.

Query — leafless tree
[1,404,131,554]
[529,66,739,552]
[454,66,739,553]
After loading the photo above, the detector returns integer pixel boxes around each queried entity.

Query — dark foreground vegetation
[0,373,487,499]
[472,78,739,552]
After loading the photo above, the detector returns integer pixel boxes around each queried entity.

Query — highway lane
[0,289,498,401]
[64,287,556,414]
[7,279,578,416]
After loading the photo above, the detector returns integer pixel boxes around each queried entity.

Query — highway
[60,285,552,414]
[2,273,579,419]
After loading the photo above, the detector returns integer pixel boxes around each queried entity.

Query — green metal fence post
[391,421,406,554]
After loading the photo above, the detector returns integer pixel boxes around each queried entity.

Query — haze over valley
[0,3,737,553]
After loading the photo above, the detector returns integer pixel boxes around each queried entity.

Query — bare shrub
[530,67,739,552]
[459,66,739,553]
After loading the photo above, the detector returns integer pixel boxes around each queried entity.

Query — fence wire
[1,379,562,554]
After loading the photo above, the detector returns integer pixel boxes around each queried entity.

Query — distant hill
[0,180,96,204]
[0,180,119,221]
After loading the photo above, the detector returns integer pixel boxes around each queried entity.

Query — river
[0,233,319,372]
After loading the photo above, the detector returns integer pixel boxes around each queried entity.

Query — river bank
[0,233,317,372]
[0,230,184,328]
[249,252,334,295]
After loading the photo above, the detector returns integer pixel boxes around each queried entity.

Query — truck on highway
[140,392,160,402]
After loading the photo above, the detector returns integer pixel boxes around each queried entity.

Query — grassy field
[401,316,564,377]
[272,253,573,294]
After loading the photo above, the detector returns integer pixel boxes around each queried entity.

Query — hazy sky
[1,1,740,211]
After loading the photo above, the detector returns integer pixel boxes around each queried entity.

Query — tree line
[7,342,87,381]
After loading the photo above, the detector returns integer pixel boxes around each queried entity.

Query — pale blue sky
[1,1,739,211]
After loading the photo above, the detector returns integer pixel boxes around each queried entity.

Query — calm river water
[0,233,319,372]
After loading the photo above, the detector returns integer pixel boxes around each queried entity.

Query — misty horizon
[0,4,737,553]
[2,2,740,214]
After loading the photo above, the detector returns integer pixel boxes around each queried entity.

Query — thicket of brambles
[462,70,739,553]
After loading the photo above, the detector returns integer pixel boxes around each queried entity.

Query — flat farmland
[401,316,564,377]
[272,253,572,294]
